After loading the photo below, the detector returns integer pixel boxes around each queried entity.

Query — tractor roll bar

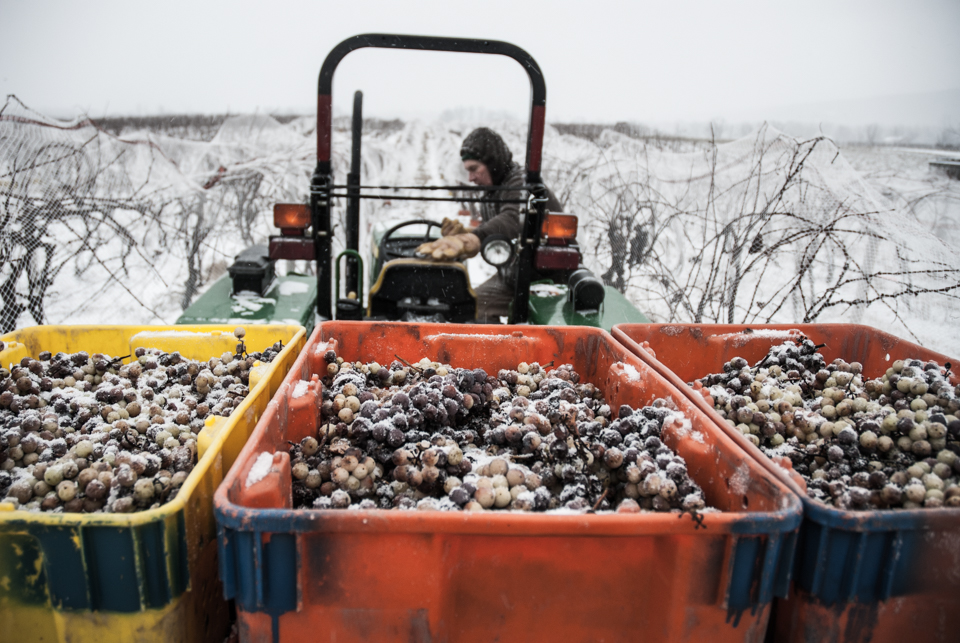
[311,34,547,321]
[315,33,546,175]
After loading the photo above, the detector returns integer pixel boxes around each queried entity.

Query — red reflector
[535,246,581,271]
[274,204,310,230]
[541,213,577,240]
[269,236,315,261]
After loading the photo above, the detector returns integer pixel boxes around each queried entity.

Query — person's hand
[416,233,481,261]
[440,216,468,236]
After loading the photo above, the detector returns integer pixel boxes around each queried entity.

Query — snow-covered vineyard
[2,96,959,352]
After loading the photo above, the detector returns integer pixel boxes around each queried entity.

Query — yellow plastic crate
[0,325,305,643]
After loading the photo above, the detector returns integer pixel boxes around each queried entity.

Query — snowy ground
[3,100,959,356]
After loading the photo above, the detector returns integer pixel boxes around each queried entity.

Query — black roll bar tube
[326,193,528,204]
[330,184,534,192]
[311,33,547,321]
[346,90,363,299]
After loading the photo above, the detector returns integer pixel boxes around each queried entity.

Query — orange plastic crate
[215,322,803,643]
[612,323,960,643]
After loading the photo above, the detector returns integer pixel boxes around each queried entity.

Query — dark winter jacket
[460,128,563,242]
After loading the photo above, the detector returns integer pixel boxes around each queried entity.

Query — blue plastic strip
[139,521,172,608]
[263,533,298,613]
[825,529,859,604]
[881,531,904,600]
[173,511,188,595]
[254,530,265,609]
[774,528,797,598]
[234,530,258,609]
[853,532,883,601]
[758,534,781,604]
[727,536,760,615]
[809,524,831,597]
[218,522,237,600]
[83,526,142,611]
[37,526,89,610]
[845,531,868,601]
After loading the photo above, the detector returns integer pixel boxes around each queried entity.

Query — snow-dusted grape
[292,354,711,514]
[0,334,283,513]
[700,339,960,510]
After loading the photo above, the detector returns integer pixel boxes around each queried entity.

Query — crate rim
[215,498,804,535]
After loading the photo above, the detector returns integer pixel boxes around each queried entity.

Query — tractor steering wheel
[378,219,443,263]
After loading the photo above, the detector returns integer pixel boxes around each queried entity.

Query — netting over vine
[2,96,959,354]
[559,125,960,348]
[0,96,313,330]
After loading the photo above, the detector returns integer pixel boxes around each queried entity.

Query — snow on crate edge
[728,462,751,496]
[659,325,685,336]
[246,452,275,487]
[713,329,800,348]
[291,380,310,399]
[619,362,642,382]
[664,409,705,444]
[424,333,523,340]
[131,329,220,339]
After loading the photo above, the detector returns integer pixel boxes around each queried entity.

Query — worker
[417,127,562,321]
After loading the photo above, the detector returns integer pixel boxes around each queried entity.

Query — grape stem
[394,354,423,373]
[591,486,609,512]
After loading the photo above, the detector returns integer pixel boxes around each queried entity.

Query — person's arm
[473,169,524,242]
[417,169,562,260]
[474,172,565,241]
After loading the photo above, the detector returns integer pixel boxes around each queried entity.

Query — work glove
[440,216,470,237]
[417,233,481,261]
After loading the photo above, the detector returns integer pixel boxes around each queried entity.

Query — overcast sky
[2,0,958,126]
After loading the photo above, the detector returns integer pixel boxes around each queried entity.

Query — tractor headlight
[481,234,513,267]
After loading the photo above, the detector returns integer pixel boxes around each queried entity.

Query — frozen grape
[0,340,282,513]
[698,340,960,510]
[286,351,711,515]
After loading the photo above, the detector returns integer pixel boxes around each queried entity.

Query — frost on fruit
[0,342,283,513]
[698,338,960,510]
[288,354,713,515]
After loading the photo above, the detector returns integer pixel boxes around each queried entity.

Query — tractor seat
[367,258,477,323]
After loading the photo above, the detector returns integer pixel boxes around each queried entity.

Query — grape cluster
[0,330,283,514]
[699,338,960,510]
[287,352,710,514]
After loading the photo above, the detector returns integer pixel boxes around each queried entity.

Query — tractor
[178,34,650,331]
